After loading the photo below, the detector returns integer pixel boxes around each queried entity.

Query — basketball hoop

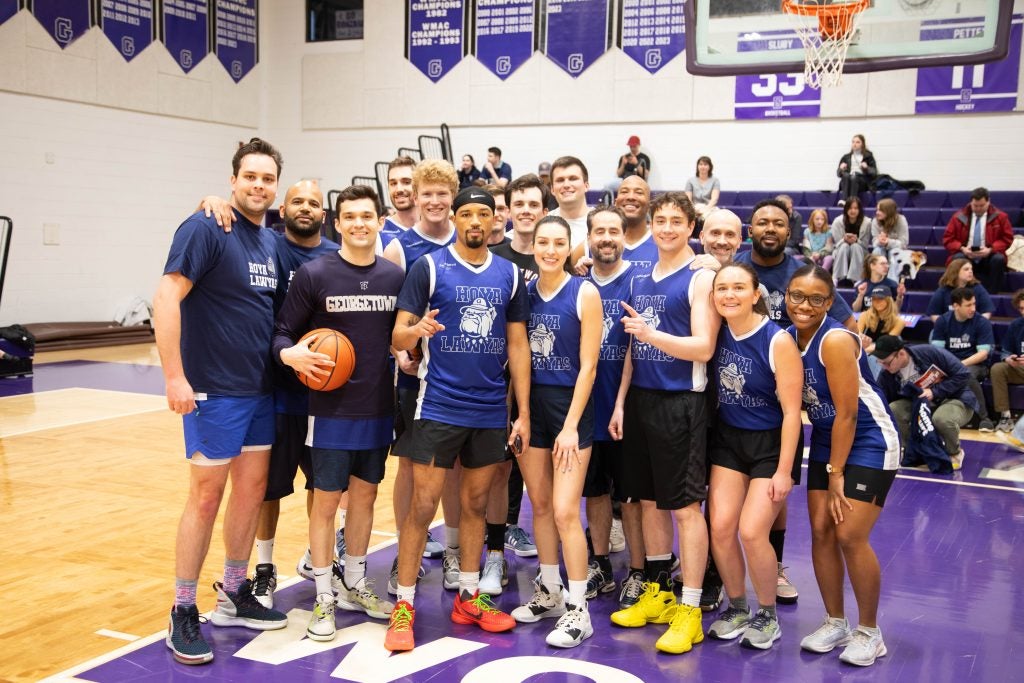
[782,0,870,88]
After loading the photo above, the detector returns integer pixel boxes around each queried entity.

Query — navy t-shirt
[931,312,994,361]
[735,251,854,328]
[926,284,995,317]
[481,162,512,184]
[164,210,278,395]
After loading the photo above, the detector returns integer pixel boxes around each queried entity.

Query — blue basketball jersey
[629,259,709,392]
[380,216,408,249]
[587,262,636,440]
[789,317,900,470]
[396,246,529,428]
[734,251,853,328]
[623,232,658,272]
[527,275,594,387]
[712,317,787,430]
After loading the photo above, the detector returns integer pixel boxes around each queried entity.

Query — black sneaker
[700,582,724,612]
[252,563,277,609]
[211,579,288,630]
[584,560,616,599]
[166,604,213,665]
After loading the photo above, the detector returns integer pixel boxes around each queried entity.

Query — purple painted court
[14,361,1023,683]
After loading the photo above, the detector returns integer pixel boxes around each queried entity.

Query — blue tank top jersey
[396,246,530,428]
[587,262,636,441]
[628,259,709,392]
[712,317,787,430]
[527,275,594,388]
[164,210,278,395]
[734,251,853,328]
[623,232,658,272]
[380,216,409,249]
[271,232,341,415]
[789,317,900,470]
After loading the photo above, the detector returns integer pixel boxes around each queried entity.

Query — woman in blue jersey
[510,215,603,649]
[785,264,900,668]
[706,263,803,650]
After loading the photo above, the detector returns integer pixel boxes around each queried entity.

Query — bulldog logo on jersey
[601,314,613,345]
[768,289,785,320]
[530,323,556,357]
[802,384,820,408]
[639,306,661,331]
[719,362,746,396]
[460,297,497,338]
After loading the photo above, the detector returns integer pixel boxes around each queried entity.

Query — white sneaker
[800,615,852,653]
[546,603,593,648]
[442,548,460,591]
[839,627,887,666]
[479,551,508,595]
[252,563,276,609]
[296,548,315,581]
[307,593,336,642]
[512,582,567,623]
[609,518,626,553]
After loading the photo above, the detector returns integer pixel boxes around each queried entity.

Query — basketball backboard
[685,0,1015,76]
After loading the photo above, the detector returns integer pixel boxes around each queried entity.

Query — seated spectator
[480,146,512,188]
[930,287,995,431]
[458,154,481,189]
[778,194,804,257]
[858,285,906,378]
[942,186,1014,294]
[482,183,510,247]
[836,134,877,205]
[801,208,834,271]
[684,155,720,218]
[987,289,1024,433]
[872,335,979,470]
[608,135,650,194]
[852,254,904,313]
[830,197,871,286]
[537,161,558,211]
[870,198,910,280]
[926,259,995,321]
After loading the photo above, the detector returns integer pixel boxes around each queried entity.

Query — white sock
[313,565,332,597]
[255,538,274,565]
[344,554,366,588]
[396,583,416,606]
[337,508,347,529]
[681,586,702,608]
[539,563,563,593]
[567,580,587,607]
[445,526,460,550]
[1003,411,1012,418]
[459,571,480,597]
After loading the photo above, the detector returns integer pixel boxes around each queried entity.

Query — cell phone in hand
[513,434,523,455]
[971,246,982,252]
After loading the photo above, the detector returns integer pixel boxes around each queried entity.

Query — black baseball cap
[870,335,905,359]
[869,284,891,299]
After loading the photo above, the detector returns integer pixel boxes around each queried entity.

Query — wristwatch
[826,463,844,476]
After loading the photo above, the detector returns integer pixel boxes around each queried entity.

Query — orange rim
[781,0,870,18]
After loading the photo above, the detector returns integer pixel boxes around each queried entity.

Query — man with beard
[571,176,656,275]
[380,157,419,248]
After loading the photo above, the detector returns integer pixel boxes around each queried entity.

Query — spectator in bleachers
[851,254,905,313]
[942,187,1014,294]
[858,285,906,379]
[926,259,995,321]
[989,289,1024,433]
[480,146,512,188]
[537,162,558,211]
[483,184,510,247]
[458,154,481,190]
[778,194,804,257]
[830,197,871,286]
[836,134,876,206]
[870,198,910,280]
[801,208,834,272]
[607,135,650,194]
[930,287,996,432]
[872,335,978,470]
[685,155,720,219]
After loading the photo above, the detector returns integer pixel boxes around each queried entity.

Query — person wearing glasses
[784,265,900,668]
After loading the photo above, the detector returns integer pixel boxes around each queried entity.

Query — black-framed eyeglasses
[787,290,828,308]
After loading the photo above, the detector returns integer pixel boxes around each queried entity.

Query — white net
[783,1,869,89]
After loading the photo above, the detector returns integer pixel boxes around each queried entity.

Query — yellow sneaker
[655,604,705,654]
[610,582,676,627]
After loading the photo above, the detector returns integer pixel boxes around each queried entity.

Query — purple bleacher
[990,191,1024,210]
[1007,272,1024,292]
[901,207,941,226]
[716,190,738,205]
[910,268,943,290]
[907,191,949,208]
[735,190,773,205]
[947,191,972,208]
[802,190,837,207]
[908,226,937,245]
[585,189,612,206]
[922,245,947,263]
[938,207,957,225]
[882,190,911,208]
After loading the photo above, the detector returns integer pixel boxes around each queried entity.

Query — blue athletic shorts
[311,447,389,491]
[183,394,275,461]
[307,415,394,451]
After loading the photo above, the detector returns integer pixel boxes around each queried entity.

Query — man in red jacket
[943,187,1014,293]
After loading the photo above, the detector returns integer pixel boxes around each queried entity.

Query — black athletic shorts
[621,386,707,510]
[806,460,897,507]
[391,387,419,456]
[310,446,389,491]
[265,413,312,501]
[583,439,615,498]
[402,419,507,469]
[709,421,803,481]
[529,384,595,450]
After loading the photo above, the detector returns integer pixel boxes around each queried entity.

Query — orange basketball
[296,328,356,392]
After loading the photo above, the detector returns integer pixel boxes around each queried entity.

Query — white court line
[799,459,1024,493]
[0,388,166,438]
[94,629,140,642]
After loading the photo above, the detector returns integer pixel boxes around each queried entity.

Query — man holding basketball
[274,184,405,641]
[154,138,289,666]
[386,186,532,652]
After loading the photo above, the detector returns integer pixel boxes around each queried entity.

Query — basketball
[296,328,356,392]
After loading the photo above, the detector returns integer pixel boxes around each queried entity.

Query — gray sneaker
[504,524,538,557]
[335,576,394,620]
[997,416,1015,433]
[618,569,645,609]
[708,604,752,640]
[740,608,782,650]
[776,563,798,604]
[979,418,996,433]
[387,556,426,596]
[479,551,508,595]
[442,548,460,590]
[423,531,444,559]
[307,593,336,642]
[584,560,616,599]
[800,615,851,653]
[839,627,887,666]
[511,582,566,623]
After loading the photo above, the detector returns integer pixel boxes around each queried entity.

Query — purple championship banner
[215,0,258,82]
[619,0,684,74]
[407,0,466,82]
[915,14,1023,115]
[163,0,208,74]
[474,0,535,80]
[32,0,89,48]
[543,0,612,78]
[0,0,18,27]
[100,0,154,62]
[734,29,819,120]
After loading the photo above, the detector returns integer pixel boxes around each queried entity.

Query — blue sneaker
[335,528,347,560]
[211,580,288,630]
[423,530,444,559]
[504,524,538,557]
[166,604,213,665]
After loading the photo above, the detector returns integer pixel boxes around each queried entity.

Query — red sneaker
[384,600,415,652]
[450,591,516,633]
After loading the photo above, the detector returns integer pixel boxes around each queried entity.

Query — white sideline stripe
[45,521,440,680]
[802,460,1024,493]
[94,629,140,642]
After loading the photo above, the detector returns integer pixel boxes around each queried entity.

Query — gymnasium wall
[1,1,1022,324]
